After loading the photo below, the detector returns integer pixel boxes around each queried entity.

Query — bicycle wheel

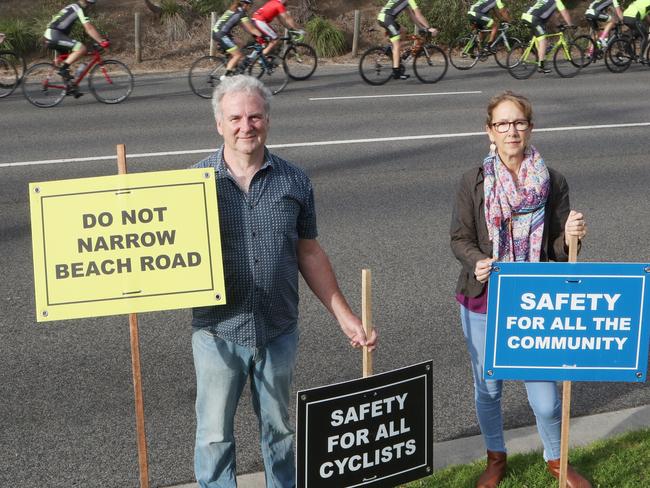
[358,46,393,85]
[0,50,26,82]
[188,55,227,98]
[0,58,18,98]
[494,37,521,68]
[553,41,584,77]
[572,35,596,67]
[21,62,66,108]
[605,38,634,73]
[282,42,317,80]
[248,60,288,95]
[89,60,134,104]
[413,45,448,83]
[448,35,480,70]
[507,42,538,79]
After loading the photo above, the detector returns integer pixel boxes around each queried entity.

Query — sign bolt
[215,294,221,301]
[34,187,40,193]
[204,172,211,179]
[637,372,643,378]
[426,466,431,473]
[645,266,650,273]
[492,266,500,273]
[300,394,307,401]
[487,370,493,376]
[42,310,48,317]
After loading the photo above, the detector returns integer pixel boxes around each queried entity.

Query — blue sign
[484,262,650,382]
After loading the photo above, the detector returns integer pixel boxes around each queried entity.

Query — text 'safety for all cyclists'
[296,361,433,488]
[30,168,225,321]
[484,262,650,382]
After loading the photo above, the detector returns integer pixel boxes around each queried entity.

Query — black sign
[296,361,433,488]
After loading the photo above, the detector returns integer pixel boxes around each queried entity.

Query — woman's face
[486,100,532,163]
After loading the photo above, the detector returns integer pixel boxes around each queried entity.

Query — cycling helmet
[86,0,97,3]
[240,0,253,4]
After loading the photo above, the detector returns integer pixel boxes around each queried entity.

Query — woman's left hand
[564,210,587,245]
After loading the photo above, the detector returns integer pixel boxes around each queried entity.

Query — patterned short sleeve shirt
[192,147,317,347]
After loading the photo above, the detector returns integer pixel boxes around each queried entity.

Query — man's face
[217,91,269,157]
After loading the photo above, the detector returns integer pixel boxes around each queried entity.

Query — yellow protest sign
[30,168,225,322]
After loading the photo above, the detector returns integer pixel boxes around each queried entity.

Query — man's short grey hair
[212,75,272,121]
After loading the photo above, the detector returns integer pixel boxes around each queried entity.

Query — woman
[450,91,590,488]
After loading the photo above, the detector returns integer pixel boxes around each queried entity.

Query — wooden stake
[117,144,150,488]
[559,235,579,488]
[362,269,373,378]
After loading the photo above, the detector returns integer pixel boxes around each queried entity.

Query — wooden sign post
[559,235,579,488]
[362,269,373,378]
[116,144,150,488]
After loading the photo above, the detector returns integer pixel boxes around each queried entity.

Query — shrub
[0,18,40,54]
[306,16,347,57]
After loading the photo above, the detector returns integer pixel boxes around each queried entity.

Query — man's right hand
[428,27,439,36]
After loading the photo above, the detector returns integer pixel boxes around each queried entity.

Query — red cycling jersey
[252,0,286,23]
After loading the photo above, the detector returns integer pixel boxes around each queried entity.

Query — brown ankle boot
[547,459,592,488]
[476,450,507,488]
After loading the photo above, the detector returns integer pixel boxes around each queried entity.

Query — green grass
[402,428,650,488]
[306,16,347,58]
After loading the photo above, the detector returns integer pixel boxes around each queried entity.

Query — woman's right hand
[474,257,495,283]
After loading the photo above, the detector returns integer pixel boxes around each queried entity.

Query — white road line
[3,121,650,168]
[309,91,482,101]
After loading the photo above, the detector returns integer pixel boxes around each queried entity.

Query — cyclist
[521,0,575,73]
[621,0,650,46]
[251,0,305,59]
[377,0,439,80]
[213,0,264,78]
[585,0,624,47]
[467,0,512,50]
[43,0,109,81]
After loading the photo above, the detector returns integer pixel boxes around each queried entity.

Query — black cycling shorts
[378,16,401,39]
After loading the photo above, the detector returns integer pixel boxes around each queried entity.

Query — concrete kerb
[164,405,650,487]
[433,404,650,471]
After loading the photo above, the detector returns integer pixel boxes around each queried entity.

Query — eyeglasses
[491,120,530,133]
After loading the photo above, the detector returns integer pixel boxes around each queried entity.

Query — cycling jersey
[623,0,650,19]
[47,3,90,35]
[252,0,286,23]
[524,0,566,21]
[468,0,505,16]
[213,7,251,36]
[586,0,620,16]
[378,0,419,21]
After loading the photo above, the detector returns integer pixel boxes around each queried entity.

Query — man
[521,0,574,73]
[622,0,650,44]
[467,0,511,49]
[252,0,305,59]
[213,0,264,78]
[376,0,439,80]
[43,0,109,81]
[192,75,378,488]
[584,0,623,47]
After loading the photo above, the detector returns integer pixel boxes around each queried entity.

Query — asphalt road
[1,61,650,487]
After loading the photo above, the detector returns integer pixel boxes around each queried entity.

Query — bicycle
[0,33,27,99]
[189,41,289,99]
[449,22,522,70]
[573,21,625,67]
[21,42,133,108]
[604,24,650,73]
[271,29,317,80]
[507,25,585,79]
[358,30,448,85]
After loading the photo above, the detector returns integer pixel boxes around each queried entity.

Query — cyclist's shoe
[219,70,235,81]
[392,66,409,80]
[57,66,73,81]
[537,62,551,74]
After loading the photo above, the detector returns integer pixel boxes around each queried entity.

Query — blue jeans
[460,305,561,460]
[192,327,299,488]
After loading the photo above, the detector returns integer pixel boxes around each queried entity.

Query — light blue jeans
[460,305,561,460]
[192,327,299,488]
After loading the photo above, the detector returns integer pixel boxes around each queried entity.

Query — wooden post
[559,235,579,488]
[352,10,361,56]
[362,269,373,378]
[117,144,150,488]
[134,13,142,63]
[210,12,217,56]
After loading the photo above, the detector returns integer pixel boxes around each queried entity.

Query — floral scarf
[483,145,550,262]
